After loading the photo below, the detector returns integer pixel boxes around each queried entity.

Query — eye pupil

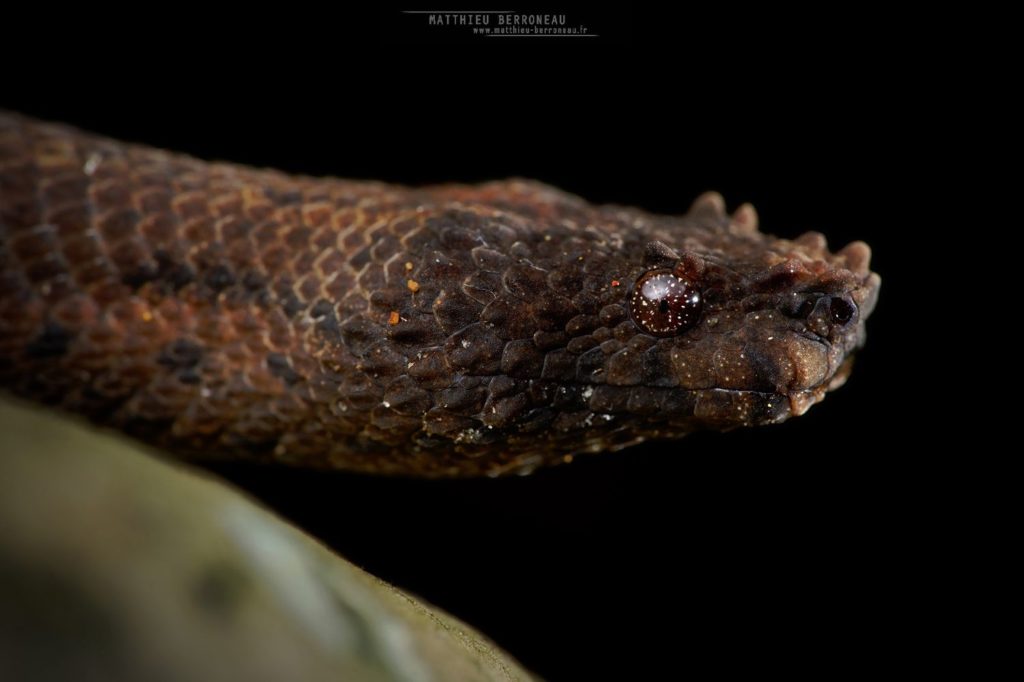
[629,269,703,337]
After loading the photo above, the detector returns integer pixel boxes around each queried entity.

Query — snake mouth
[786,355,855,417]
[682,353,855,429]
[666,324,840,397]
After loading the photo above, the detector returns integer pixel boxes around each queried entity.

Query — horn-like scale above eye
[629,269,703,337]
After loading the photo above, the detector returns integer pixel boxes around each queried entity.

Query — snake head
[411,182,882,472]
[617,192,881,427]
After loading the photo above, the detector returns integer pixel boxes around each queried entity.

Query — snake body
[0,113,880,476]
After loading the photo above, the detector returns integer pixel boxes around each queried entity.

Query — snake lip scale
[0,112,880,477]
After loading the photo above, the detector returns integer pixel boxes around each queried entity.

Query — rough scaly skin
[0,113,880,477]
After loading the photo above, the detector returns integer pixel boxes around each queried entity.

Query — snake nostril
[828,297,856,325]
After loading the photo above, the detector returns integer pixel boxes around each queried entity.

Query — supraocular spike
[730,203,759,233]
[688,191,726,219]
[839,241,872,274]
[794,231,828,252]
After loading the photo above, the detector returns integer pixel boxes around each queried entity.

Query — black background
[3,8,940,680]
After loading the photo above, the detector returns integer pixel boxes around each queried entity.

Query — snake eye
[829,297,856,325]
[629,269,702,337]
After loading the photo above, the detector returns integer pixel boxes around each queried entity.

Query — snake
[0,112,880,477]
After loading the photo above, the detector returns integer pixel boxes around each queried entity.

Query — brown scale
[0,112,881,477]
